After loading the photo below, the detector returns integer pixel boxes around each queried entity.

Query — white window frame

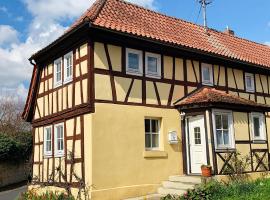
[250,112,266,141]
[201,63,213,86]
[145,118,160,151]
[145,52,161,78]
[245,73,255,93]
[63,52,73,84]
[54,58,62,88]
[126,48,143,76]
[54,123,65,157]
[212,109,235,150]
[44,125,52,157]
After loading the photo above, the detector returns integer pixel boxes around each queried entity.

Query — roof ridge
[89,0,108,22]
[116,0,269,50]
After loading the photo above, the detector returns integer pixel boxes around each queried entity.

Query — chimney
[224,26,234,36]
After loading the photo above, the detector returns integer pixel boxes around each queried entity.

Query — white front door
[188,115,207,174]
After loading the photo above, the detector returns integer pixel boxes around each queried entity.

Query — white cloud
[126,0,156,9]
[265,42,270,46]
[0,0,157,100]
[0,25,19,47]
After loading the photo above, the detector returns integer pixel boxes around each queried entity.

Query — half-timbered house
[23,0,270,199]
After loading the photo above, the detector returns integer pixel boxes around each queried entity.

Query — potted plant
[201,164,212,177]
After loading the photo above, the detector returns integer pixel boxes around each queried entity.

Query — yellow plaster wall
[156,82,171,106]
[95,74,112,101]
[91,103,183,200]
[108,45,122,72]
[260,75,268,93]
[186,60,199,83]
[94,42,109,70]
[233,112,249,141]
[255,74,263,93]
[163,56,173,79]
[146,81,158,105]
[175,58,184,81]
[128,79,142,103]
[171,85,184,105]
[233,69,244,90]
[114,77,132,102]
[227,68,236,88]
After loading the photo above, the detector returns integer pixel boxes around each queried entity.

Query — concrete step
[124,193,162,200]
[169,175,201,184]
[157,187,186,196]
[162,181,195,190]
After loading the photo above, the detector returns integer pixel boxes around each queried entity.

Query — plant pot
[201,166,212,177]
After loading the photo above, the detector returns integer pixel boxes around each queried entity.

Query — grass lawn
[162,178,270,200]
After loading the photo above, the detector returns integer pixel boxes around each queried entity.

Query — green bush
[0,132,32,162]
[18,190,75,200]
[161,178,270,200]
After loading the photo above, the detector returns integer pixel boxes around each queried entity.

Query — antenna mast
[198,0,212,29]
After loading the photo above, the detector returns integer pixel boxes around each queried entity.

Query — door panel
[188,115,207,174]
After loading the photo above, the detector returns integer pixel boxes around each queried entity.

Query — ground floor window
[145,118,160,150]
[43,123,65,157]
[250,112,266,141]
[213,110,234,149]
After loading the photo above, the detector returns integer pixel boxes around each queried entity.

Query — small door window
[194,127,201,144]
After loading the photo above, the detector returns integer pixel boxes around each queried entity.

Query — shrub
[0,132,32,162]
[18,190,75,200]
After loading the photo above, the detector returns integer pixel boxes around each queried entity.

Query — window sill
[63,78,73,85]
[252,140,266,144]
[215,148,236,152]
[143,150,168,158]
[202,82,214,86]
[146,74,161,79]
[126,70,143,76]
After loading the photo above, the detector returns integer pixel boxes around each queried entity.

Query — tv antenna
[198,0,213,29]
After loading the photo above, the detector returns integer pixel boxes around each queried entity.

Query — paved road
[0,185,27,200]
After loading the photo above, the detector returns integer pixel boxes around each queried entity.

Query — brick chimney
[224,26,234,36]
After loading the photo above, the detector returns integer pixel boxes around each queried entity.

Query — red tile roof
[174,87,270,109]
[64,0,270,68]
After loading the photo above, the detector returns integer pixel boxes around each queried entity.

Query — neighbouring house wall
[90,103,182,200]
[0,162,30,187]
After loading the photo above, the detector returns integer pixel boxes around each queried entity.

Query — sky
[0,0,270,100]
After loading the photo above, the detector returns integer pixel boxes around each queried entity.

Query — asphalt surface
[0,185,27,200]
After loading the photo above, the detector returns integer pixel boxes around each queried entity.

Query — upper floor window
[145,52,161,78]
[250,112,266,141]
[44,126,52,157]
[145,118,160,150]
[213,110,235,149]
[54,58,62,88]
[54,123,64,157]
[201,63,213,86]
[245,73,255,92]
[64,52,73,83]
[126,48,143,76]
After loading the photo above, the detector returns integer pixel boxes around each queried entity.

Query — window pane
[147,57,158,73]
[246,76,252,88]
[223,130,230,145]
[216,130,223,145]
[222,115,228,129]
[194,127,201,144]
[145,134,151,148]
[151,120,158,133]
[128,53,139,70]
[145,119,150,132]
[253,117,260,137]
[215,114,222,129]
[203,67,210,81]
[152,134,159,148]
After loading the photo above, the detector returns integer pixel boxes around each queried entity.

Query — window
[126,48,143,75]
[54,123,64,157]
[194,127,201,145]
[250,113,266,141]
[54,58,62,88]
[145,52,161,78]
[64,52,73,83]
[44,126,52,156]
[245,73,255,92]
[201,63,213,86]
[145,118,160,150]
[213,110,234,149]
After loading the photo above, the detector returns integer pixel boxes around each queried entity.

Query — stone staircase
[157,175,201,196]
[124,175,201,200]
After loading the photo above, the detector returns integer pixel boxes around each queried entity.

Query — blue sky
[0,0,269,99]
